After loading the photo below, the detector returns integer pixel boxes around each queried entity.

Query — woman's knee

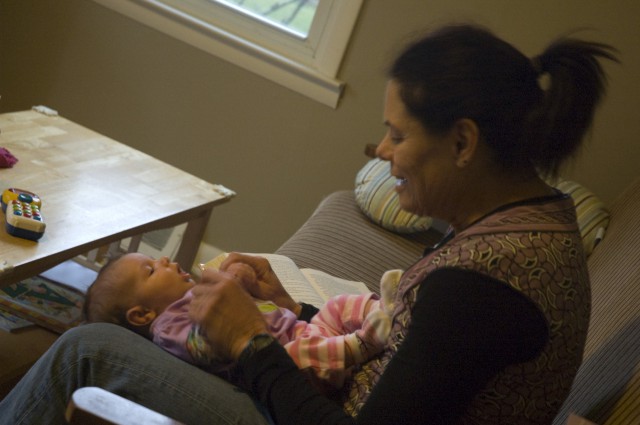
[52,323,144,358]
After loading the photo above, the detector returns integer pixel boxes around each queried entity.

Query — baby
[83,253,394,388]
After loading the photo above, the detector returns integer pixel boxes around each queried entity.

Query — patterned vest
[344,195,591,424]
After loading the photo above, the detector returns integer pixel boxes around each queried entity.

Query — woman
[0,24,617,425]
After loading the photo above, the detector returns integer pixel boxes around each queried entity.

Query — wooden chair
[65,387,183,425]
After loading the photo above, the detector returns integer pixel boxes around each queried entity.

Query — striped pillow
[552,180,610,257]
[354,158,432,233]
[355,159,609,256]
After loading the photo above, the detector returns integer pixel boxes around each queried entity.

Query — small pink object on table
[0,147,18,168]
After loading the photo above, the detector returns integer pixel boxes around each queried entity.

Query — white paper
[204,253,370,307]
[39,260,97,293]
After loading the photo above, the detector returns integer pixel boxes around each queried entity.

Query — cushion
[355,158,609,256]
[354,158,432,233]
[552,180,610,257]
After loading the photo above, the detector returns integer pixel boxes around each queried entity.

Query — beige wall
[1,0,639,254]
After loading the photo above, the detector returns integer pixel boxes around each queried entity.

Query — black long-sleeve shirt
[238,267,549,425]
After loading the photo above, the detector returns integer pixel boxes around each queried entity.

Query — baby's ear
[126,306,157,327]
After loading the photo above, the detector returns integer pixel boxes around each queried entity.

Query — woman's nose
[376,137,392,160]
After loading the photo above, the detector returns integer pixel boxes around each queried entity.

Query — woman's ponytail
[526,38,619,176]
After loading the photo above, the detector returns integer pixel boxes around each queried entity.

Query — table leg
[173,207,213,271]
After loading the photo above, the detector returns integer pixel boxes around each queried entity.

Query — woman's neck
[448,171,555,233]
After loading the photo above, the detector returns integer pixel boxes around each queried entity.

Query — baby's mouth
[178,266,192,282]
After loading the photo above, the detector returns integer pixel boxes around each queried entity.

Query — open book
[0,309,35,332]
[204,253,371,307]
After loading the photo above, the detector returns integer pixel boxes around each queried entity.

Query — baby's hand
[226,262,257,292]
[220,253,301,316]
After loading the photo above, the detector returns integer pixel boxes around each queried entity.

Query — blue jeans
[0,323,271,425]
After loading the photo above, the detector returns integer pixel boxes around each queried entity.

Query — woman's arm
[356,268,549,423]
[238,268,549,425]
[190,270,271,362]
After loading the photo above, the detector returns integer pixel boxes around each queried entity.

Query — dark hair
[389,24,618,176]
[82,254,132,327]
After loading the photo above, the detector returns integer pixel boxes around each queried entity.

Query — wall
[1,0,639,256]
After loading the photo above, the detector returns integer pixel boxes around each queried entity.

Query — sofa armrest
[567,413,598,425]
[65,388,599,425]
[553,177,640,425]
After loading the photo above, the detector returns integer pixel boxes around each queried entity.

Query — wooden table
[0,109,235,287]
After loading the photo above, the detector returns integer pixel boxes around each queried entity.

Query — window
[211,0,318,37]
[93,0,363,108]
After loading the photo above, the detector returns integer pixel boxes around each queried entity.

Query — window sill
[93,0,345,108]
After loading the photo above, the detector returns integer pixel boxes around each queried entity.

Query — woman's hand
[189,269,268,361]
[225,262,257,287]
[220,253,302,316]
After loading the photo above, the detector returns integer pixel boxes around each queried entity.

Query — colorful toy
[2,188,46,241]
[2,188,41,213]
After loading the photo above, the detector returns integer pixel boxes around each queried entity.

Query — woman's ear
[126,306,157,327]
[452,118,480,167]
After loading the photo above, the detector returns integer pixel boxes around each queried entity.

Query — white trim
[93,0,363,108]
[311,1,363,77]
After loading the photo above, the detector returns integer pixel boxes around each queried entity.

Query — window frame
[92,0,363,108]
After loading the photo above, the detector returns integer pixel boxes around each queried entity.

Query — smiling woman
[377,80,464,221]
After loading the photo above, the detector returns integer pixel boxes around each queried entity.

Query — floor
[0,326,58,399]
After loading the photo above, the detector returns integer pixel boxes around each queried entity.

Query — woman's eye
[391,134,405,144]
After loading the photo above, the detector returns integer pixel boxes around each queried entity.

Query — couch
[67,176,640,424]
[277,177,640,425]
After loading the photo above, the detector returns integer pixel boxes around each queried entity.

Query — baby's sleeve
[151,290,215,366]
[152,309,201,364]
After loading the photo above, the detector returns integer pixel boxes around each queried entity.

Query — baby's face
[115,253,195,313]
